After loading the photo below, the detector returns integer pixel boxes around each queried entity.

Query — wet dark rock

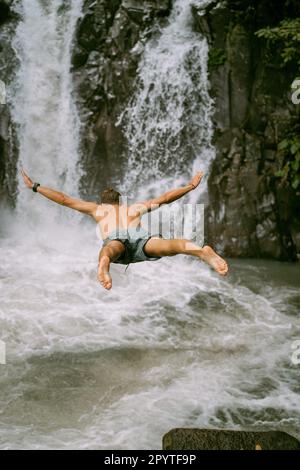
[193,2,299,260]
[0,0,18,207]
[0,1,12,26]
[163,428,300,450]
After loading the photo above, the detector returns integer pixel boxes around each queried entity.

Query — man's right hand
[21,169,34,189]
[189,171,204,189]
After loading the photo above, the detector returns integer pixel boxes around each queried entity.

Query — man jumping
[22,169,228,290]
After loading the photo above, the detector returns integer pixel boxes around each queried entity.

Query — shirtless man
[21,169,228,290]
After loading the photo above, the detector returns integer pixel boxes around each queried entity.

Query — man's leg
[144,238,228,276]
[98,240,125,290]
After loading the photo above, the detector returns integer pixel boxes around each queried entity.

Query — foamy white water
[119,0,215,202]
[0,0,299,450]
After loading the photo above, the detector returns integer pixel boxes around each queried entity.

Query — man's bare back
[94,203,145,240]
[21,169,229,290]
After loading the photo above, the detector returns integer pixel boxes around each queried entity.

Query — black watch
[32,183,41,193]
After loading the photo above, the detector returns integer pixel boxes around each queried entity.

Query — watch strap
[32,183,40,193]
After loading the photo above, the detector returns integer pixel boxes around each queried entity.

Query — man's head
[100,188,121,205]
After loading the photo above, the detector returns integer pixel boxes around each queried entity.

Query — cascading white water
[120,0,214,201]
[10,0,83,224]
[0,0,299,451]
[120,0,214,242]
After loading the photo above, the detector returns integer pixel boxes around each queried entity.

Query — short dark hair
[100,188,121,205]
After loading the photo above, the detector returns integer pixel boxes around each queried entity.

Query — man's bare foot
[97,255,112,290]
[199,245,229,276]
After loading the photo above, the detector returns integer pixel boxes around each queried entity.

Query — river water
[0,0,299,450]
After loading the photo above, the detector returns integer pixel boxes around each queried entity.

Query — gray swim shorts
[102,228,163,266]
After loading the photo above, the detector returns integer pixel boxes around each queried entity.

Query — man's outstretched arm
[131,171,204,215]
[21,169,98,216]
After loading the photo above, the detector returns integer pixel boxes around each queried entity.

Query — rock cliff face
[72,0,172,199]
[0,0,18,208]
[193,1,299,260]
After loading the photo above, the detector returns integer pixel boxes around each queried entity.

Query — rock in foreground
[162,428,300,450]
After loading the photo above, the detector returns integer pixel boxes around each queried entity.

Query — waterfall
[120,0,215,200]
[10,0,83,224]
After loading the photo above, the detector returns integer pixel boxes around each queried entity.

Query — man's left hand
[21,169,34,189]
[189,171,204,189]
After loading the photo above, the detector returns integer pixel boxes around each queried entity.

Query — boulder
[163,428,300,450]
